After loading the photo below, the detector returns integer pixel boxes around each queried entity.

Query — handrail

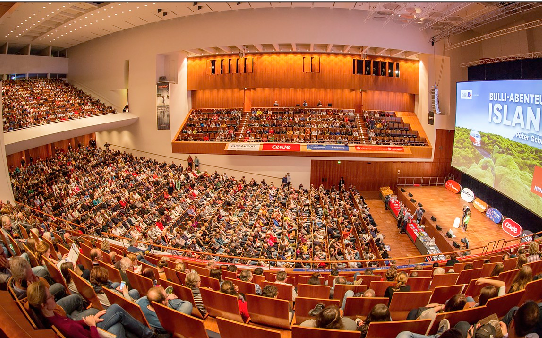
[15,202,541,267]
[106,143,283,181]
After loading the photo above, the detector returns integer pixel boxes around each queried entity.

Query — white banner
[225,143,261,151]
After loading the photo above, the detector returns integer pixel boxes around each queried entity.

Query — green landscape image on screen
[452,126,542,217]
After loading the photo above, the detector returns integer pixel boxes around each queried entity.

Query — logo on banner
[461,90,472,99]
[225,143,261,151]
[502,218,522,237]
[461,188,475,202]
[261,143,301,151]
[307,144,349,151]
[473,198,488,212]
[486,208,503,224]
[354,145,404,152]
[445,180,462,194]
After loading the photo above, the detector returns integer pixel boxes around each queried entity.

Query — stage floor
[403,186,514,251]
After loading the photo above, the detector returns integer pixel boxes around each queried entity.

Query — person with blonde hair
[384,271,410,303]
[528,242,540,263]
[27,281,156,338]
[9,256,65,300]
[185,270,207,315]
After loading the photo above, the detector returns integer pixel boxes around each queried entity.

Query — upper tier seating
[2,79,117,132]
[177,108,242,141]
[363,110,428,146]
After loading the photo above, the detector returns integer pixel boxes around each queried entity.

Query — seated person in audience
[502,300,542,337]
[89,248,103,267]
[137,286,193,332]
[528,242,541,263]
[261,284,294,321]
[156,258,168,280]
[407,294,467,321]
[210,268,223,284]
[9,256,65,300]
[396,320,466,338]
[358,304,392,338]
[185,271,207,316]
[490,262,505,277]
[27,281,157,338]
[239,269,262,295]
[445,253,459,267]
[60,261,85,294]
[384,271,410,303]
[275,270,297,301]
[299,305,357,331]
[174,260,186,273]
[479,265,532,294]
[220,280,249,322]
[341,288,376,311]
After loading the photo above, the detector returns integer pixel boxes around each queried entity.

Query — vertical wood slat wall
[6,133,96,169]
[188,53,418,93]
[310,129,454,191]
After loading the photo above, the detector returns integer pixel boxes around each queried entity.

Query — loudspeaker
[453,241,461,249]
[410,198,416,203]
[418,203,423,207]
[408,193,413,197]
[436,225,442,231]
[401,188,406,192]
[446,229,454,238]
[431,216,437,222]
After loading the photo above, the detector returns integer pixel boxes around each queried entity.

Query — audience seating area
[177,108,242,141]
[363,110,428,146]
[2,79,118,132]
[10,146,389,268]
[2,206,542,338]
[176,107,428,146]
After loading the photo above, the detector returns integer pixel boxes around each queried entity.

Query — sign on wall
[157,82,170,130]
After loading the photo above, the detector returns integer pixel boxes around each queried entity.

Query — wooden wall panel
[188,53,419,94]
[191,89,244,109]
[248,88,360,110]
[6,133,95,169]
[362,90,415,112]
[310,129,453,191]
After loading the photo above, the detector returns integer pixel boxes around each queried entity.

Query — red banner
[261,143,300,151]
[502,218,522,237]
[531,166,542,198]
[354,145,404,152]
[445,180,461,194]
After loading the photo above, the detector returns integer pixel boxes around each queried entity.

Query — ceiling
[0,2,539,56]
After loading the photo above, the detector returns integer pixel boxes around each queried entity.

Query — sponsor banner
[531,166,542,198]
[502,218,523,237]
[486,208,503,224]
[306,144,350,151]
[461,188,475,203]
[445,180,462,194]
[460,89,473,99]
[354,145,405,152]
[261,143,301,151]
[473,198,488,213]
[225,143,261,151]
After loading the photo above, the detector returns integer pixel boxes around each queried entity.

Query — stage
[396,186,514,253]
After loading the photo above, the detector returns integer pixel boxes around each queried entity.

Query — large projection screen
[452,80,542,218]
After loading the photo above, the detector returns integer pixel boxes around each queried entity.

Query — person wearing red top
[220,280,249,322]
[27,281,158,338]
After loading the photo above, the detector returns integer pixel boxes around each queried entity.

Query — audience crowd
[2,79,117,132]
[10,146,388,268]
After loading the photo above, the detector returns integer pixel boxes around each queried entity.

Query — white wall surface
[0,54,68,75]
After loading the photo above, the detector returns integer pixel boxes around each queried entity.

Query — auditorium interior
[1,2,542,338]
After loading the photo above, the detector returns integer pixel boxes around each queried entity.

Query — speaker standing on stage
[461,206,471,231]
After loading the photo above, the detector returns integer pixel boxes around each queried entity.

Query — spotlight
[162,11,167,16]
[157,8,162,13]
[193,2,198,5]
[197,5,202,10]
